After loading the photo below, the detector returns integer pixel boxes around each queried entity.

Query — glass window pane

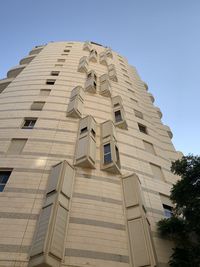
[115,110,122,122]
[104,144,111,154]
[104,153,112,164]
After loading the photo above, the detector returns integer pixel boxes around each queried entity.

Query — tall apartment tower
[0,41,181,267]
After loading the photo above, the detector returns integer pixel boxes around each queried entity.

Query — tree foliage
[157,155,200,267]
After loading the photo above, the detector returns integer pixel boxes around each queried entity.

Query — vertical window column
[100,120,121,174]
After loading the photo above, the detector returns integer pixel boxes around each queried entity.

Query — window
[31,101,45,110]
[0,170,12,192]
[150,163,164,180]
[87,73,92,78]
[115,146,120,165]
[80,127,88,134]
[54,64,63,67]
[143,140,155,155]
[40,89,51,96]
[51,71,60,76]
[57,59,65,62]
[104,143,112,164]
[114,103,120,108]
[63,49,70,53]
[115,110,122,123]
[22,118,37,129]
[91,129,96,137]
[46,79,55,85]
[138,123,147,134]
[7,139,27,154]
[65,45,72,48]
[134,109,143,119]
[61,53,68,56]
[163,204,173,218]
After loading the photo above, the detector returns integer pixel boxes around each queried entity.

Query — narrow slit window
[91,129,96,137]
[80,127,88,134]
[104,143,112,164]
[115,110,122,123]
[46,79,55,85]
[51,71,60,76]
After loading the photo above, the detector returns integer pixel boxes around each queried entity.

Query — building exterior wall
[0,41,181,267]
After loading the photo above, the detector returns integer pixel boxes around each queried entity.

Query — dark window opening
[115,110,122,123]
[104,143,112,164]
[80,127,88,134]
[138,124,147,134]
[22,118,37,129]
[46,79,55,85]
[0,170,12,192]
[91,129,96,137]
[51,71,60,76]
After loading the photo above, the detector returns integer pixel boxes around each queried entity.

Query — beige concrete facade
[0,41,181,267]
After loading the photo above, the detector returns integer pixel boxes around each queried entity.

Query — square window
[138,123,147,134]
[46,79,55,85]
[57,59,65,62]
[40,89,51,96]
[31,101,45,110]
[51,71,60,76]
[22,118,37,129]
[163,204,173,218]
[115,110,122,123]
[54,64,63,67]
[134,109,143,119]
[0,170,12,192]
[7,139,27,155]
[80,127,88,134]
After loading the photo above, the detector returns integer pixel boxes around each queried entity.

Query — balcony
[0,78,14,93]
[7,64,26,78]
[20,55,35,65]
[29,46,44,55]
[148,92,155,103]
[163,125,173,139]
[155,107,163,118]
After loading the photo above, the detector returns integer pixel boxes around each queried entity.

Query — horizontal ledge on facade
[0,77,14,93]
[155,107,163,118]
[20,55,36,65]
[29,46,44,55]
[7,64,27,78]
[163,124,173,139]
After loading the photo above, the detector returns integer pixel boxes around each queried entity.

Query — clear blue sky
[0,0,199,155]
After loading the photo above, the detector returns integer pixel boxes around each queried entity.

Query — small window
[134,109,143,119]
[93,81,97,88]
[57,59,65,62]
[114,103,120,108]
[46,79,55,85]
[40,89,51,96]
[22,118,37,129]
[61,53,68,56]
[7,139,27,155]
[143,140,155,155]
[54,64,63,67]
[87,73,92,78]
[104,143,112,164]
[65,45,72,48]
[63,49,70,53]
[91,129,96,137]
[115,110,122,123]
[0,170,12,192]
[80,127,88,134]
[31,101,45,110]
[138,123,147,134]
[51,71,60,76]
[163,204,173,218]
[115,145,120,165]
